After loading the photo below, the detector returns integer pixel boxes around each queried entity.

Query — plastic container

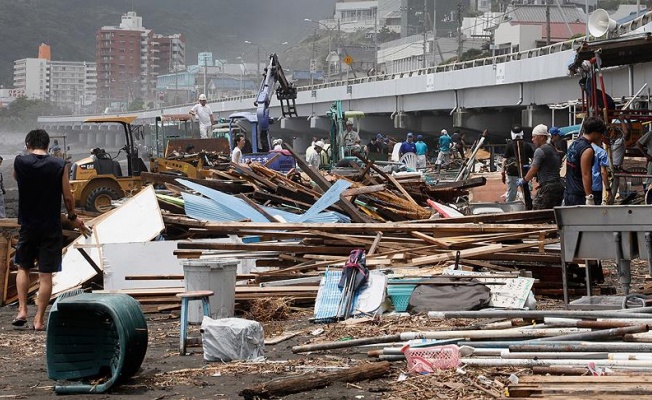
[387,278,420,312]
[47,293,148,394]
[183,259,237,323]
[401,344,460,373]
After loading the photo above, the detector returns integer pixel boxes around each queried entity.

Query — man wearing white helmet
[517,124,563,209]
[189,94,215,139]
[307,141,325,169]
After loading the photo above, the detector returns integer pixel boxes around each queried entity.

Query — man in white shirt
[232,135,246,164]
[307,141,324,169]
[189,94,215,139]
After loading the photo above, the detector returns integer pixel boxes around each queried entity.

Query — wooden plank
[519,376,652,384]
[386,173,420,207]
[424,209,555,225]
[341,184,386,197]
[237,194,277,222]
[177,242,356,255]
[411,231,450,249]
[410,244,504,267]
[368,232,383,256]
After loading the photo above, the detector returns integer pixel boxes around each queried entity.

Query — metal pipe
[459,358,652,368]
[614,231,632,295]
[544,318,649,328]
[646,232,652,276]
[501,350,609,359]
[399,328,589,341]
[428,310,652,320]
[292,334,401,353]
[510,342,652,353]
[516,83,523,105]
[532,324,649,342]
[450,89,459,115]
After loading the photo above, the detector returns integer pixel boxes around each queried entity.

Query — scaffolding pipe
[428,310,652,320]
[532,324,649,342]
[459,358,652,368]
[510,342,652,353]
[501,350,608,359]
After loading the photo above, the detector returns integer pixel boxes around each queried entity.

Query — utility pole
[311,28,316,88]
[457,2,463,60]
[546,0,551,45]
[374,8,378,74]
[203,52,208,97]
[423,0,428,69]
[257,45,261,76]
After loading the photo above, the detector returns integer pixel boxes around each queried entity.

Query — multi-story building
[13,44,97,112]
[152,33,186,74]
[319,0,379,33]
[96,11,184,109]
[13,58,49,100]
[49,61,97,112]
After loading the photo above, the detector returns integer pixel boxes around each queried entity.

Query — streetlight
[304,18,334,82]
[245,40,289,75]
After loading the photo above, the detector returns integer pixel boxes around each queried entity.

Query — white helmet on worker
[198,94,207,101]
[315,141,325,149]
[346,120,354,126]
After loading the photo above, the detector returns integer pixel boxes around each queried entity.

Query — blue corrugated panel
[314,270,362,322]
[182,192,246,222]
[298,179,352,222]
[177,179,269,222]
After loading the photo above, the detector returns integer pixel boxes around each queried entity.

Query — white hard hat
[315,141,325,148]
[198,94,207,101]
[346,119,354,125]
[441,129,448,135]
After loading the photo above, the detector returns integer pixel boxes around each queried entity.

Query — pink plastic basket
[401,344,460,373]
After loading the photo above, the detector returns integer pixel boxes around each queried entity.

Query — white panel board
[51,186,165,297]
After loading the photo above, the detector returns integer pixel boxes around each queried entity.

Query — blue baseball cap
[407,132,414,137]
[417,134,423,140]
[376,133,383,139]
[549,127,561,136]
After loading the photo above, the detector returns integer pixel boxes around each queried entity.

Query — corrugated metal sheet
[182,192,246,222]
[177,179,269,223]
[298,179,352,222]
[509,5,586,23]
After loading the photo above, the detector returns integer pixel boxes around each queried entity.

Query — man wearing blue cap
[549,127,567,166]
[415,135,428,168]
[367,134,384,156]
[399,132,417,158]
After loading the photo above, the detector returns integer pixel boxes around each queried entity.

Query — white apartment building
[319,0,379,33]
[13,58,97,112]
[13,58,49,100]
[49,61,97,112]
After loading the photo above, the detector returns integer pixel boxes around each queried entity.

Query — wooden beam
[341,184,386,197]
[282,143,370,223]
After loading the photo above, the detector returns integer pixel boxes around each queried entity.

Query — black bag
[408,278,491,313]
[338,249,369,291]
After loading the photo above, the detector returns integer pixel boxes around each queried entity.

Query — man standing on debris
[502,124,534,204]
[549,127,567,166]
[517,125,564,209]
[591,140,610,205]
[451,129,465,159]
[435,130,452,171]
[307,141,325,169]
[13,129,89,330]
[366,134,384,158]
[564,116,606,206]
[399,132,417,159]
[415,135,428,169]
[188,94,215,139]
[232,135,246,164]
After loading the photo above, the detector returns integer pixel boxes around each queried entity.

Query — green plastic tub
[46,293,148,394]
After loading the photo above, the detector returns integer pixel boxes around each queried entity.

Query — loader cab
[227,111,295,172]
[68,116,145,213]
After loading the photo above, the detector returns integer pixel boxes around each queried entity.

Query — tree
[377,27,400,44]
[0,97,71,131]
[127,97,145,111]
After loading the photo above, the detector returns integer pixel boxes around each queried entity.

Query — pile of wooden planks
[508,375,652,398]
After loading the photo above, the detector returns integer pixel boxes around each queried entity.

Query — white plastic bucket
[183,259,237,324]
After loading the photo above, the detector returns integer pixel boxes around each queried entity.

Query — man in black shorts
[13,129,89,330]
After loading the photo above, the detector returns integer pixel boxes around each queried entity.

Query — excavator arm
[254,54,297,151]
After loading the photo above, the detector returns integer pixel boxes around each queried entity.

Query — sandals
[11,318,27,327]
